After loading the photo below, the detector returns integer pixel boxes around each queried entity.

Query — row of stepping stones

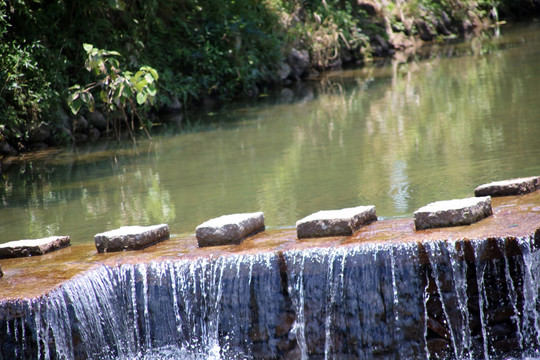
[198,175,539,245]
[0,176,538,276]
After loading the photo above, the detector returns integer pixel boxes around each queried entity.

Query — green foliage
[141,0,284,100]
[271,0,372,68]
[1,0,285,146]
[68,44,159,141]
[0,2,58,144]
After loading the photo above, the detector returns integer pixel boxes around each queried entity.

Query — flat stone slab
[414,196,492,230]
[94,224,170,253]
[0,236,71,259]
[474,176,540,197]
[296,206,377,239]
[196,212,265,247]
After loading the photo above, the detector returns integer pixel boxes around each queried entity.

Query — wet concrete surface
[1,190,539,301]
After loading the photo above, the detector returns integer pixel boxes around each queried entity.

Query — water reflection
[1,23,540,244]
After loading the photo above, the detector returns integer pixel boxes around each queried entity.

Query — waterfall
[1,236,540,359]
[284,243,426,359]
[0,253,287,360]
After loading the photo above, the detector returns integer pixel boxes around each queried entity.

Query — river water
[1,23,540,245]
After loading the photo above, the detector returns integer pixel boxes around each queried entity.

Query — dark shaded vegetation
[0,0,539,153]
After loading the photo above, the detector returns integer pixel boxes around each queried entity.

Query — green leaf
[100,90,108,103]
[83,43,93,52]
[109,58,120,70]
[108,0,126,11]
[150,68,159,81]
[123,85,134,98]
[134,80,148,92]
[144,73,154,84]
[133,70,144,82]
[146,84,157,96]
[80,91,89,104]
[141,66,159,81]
[68,98,83,115]
[136,92,147,105]
[88,95,95,112]
[69,91,80,101]
[104,50,121,57]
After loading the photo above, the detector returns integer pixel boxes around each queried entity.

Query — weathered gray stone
[73,115,88,133]
[415,19,436,41]
[296,206,377,239]
[414,196,492,230]
[29,142,48,151]
[28,123,52,143]
[474,176,540,197]
[88,127,100,141]
[287,48,310,79]
[162,97,183,114]
[94,224,170,253]
[55,106,71,128]
[372,34,391,56]
[0,236,70,259]
[196,212,265,247]
[87,110,108,131]
[49,127,74,146]
[73,133,88,143]
[0,140,18,156]
[356,1,381,16]
[277,62,291,80]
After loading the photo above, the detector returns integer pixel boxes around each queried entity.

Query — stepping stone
[296,206,377,239]
[0,236,71,259]
[196,212,265,247]
[414,196,492,231]
[94,224,170,253]
[474,176,540,197]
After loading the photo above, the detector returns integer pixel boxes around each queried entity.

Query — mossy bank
[1,0,539,155]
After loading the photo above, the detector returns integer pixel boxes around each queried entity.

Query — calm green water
[1,24,540,245]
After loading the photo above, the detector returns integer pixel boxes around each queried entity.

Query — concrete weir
[94,224,170,253]
[296,205,377,238]
[414,196,493,230]
[0,236,70,259]
[196,212,265,247]
[1,190,540,359]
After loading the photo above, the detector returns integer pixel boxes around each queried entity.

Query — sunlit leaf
[133,70,144,82]
[135,80,147,92]
[136,92,147,105]
[107,0,126,11]
[69,92,80,102]
[144,73,154,84]
[80,91,89,103]
[141,66,159,81]
[68,98,83,115]
[100,90,108,103]
[105,50,121,57]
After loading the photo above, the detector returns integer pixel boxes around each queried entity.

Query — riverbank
[1,0,539,156]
